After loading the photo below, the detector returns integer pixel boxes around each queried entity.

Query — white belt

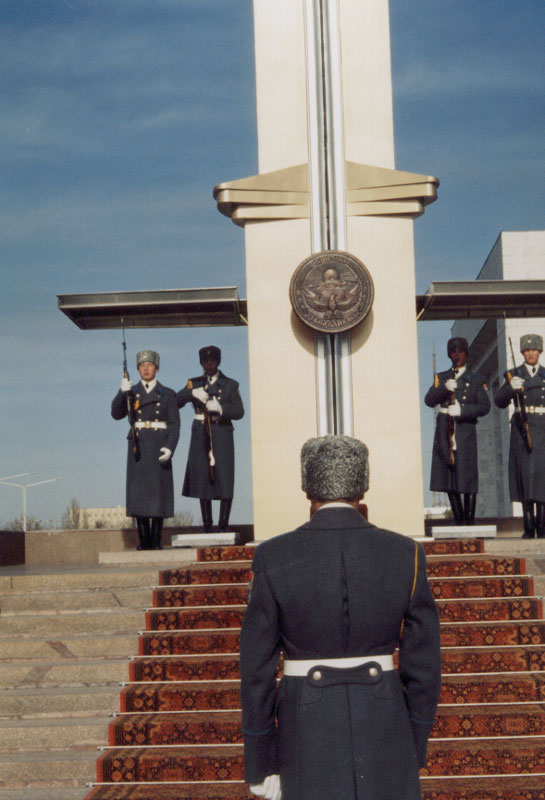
[439,407,452,414]
[134,421,167,430]
[282,654,394,676]
[526,406,545,414]
[194,413,205,421]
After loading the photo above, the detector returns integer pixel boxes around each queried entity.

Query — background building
[452,230,545,518]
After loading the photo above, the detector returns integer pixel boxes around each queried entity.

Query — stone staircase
[0,559,193,800]
[1,539,544,800]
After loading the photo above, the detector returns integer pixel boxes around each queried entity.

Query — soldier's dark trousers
[522,501,536,538]
[150,517,164,549]
[447,492,464,524]
[200,499,213,532]
[218,499,232,532]
[463,493,476,525]
[136,517,151,550]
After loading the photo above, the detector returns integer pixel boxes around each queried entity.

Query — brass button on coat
[312,670,322,681]
[369,667,378,677]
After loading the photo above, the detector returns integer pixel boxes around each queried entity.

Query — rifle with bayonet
[508,337,532,452]
[121,319,141,461]
[446,365,457,468]
[203,381,217,483]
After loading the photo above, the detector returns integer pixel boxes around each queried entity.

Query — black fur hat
[199,345,221,366]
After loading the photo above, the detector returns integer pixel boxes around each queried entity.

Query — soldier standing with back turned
[495,333,545,538]
[425,337,490,525]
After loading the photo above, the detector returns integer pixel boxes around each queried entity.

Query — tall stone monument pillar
[215,0,438,539]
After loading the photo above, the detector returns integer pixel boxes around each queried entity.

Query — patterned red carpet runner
[84,540,545,800]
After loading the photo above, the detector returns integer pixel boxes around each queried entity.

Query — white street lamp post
[0,476,64,531]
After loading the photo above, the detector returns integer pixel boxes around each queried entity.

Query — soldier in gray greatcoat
[240,436,441,800]
[176,346,244,532]
[111,350,180,550]
[495,333,545,538]
[425,337,490,525]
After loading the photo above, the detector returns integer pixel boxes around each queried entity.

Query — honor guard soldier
[111,350,180,550]
[177,346,244,532]
[495,333,545,538]
[240,436,441,800]
[425,337,490,525]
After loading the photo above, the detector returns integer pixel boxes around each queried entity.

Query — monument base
[171,532,240,547]
[432,525,497,540]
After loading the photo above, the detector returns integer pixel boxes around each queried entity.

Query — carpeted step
[158,565,251,587]
[424,736,545,775]
[148,585,249,608]
[109,710,242,746]
[421,774,545,799]
[145,606,245,631]
[145,597,542,632]
[138,620,545,655]
[85,783,253,799]
[120,672,545,713]
[129,655,240,682]
[120,682,241,713]
[96,745,245,782]
[161,555,519,587]
[157,557,527,587]
[432,703,545,738]
[149,576,535,610]
[109,702,545,746]
[439,619,545,647]
[440,672,545,703]
[428,576,534,600]
[441,645,545,673]
[129,645,545,681]
[194,540,487,562]
[425,556,525,577]
[436,596,542,622]
[139,630,240,656]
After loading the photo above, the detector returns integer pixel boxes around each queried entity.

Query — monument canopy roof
[416,280,545,321]
[57,287,248,329]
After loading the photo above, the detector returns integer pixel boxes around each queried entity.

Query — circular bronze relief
[289,250,374,333]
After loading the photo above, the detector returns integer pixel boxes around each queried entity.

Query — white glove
[448,401,461,417]
[192,387,209,404]
[510,376,524,391]
[158,447,172,463]
[445,378,457,392]
[121,377,132,393]
[206,397,222,415]
[250,774,281,800]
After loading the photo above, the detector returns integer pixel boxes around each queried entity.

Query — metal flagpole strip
[304,0,353,436]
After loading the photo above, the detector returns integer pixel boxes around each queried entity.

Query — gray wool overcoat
[176,371,244,500]
[495,364,545,502]
[111,381,180,518]
[425,368,490,493]
[240,506,442,800]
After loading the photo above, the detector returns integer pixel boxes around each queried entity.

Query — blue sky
[0,1,543,527]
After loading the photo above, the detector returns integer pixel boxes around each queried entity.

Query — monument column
[215,0,437,539]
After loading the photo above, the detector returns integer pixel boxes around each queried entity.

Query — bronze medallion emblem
[289,250,374,333]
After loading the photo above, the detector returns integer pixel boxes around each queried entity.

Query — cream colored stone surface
[246,0,424,538]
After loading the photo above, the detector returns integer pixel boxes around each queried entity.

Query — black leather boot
[200,499,213,532]
[463,493,476,525]
[218,499,232,532]
[535,502,545,538]
[150,517,164,549]
[447,492,464,525]
[136,516,151,550]
[522,501,535,538]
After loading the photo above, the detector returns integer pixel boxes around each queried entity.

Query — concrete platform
[432,525,497,539]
